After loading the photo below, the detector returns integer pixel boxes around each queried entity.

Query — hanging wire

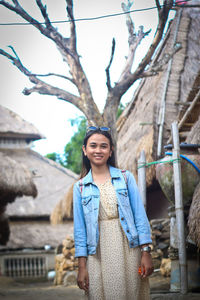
[0,0,194,26]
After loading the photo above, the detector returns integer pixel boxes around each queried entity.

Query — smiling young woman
[73,127,153,300]
[82,134,113,181]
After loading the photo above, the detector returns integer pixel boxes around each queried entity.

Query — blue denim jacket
[73,165,152,257]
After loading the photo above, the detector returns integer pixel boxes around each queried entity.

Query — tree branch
[105,38,116,91]
[118,1,151,83]
[36,0,52,29]
[0,0,76,60]
[0,1,46,32]
[113,0,173,97]
[122,1,134,38]
[11,0,20,6]
[30,72,76,84]
[155,0,161,11]
[0,0,99,123]
[66,0,77,52]
[22,84,79,106]
[132,0,174,76]
[0,47,81,108]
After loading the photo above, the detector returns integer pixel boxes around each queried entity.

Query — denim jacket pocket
[82,196,93,214]
[118,190,129,206]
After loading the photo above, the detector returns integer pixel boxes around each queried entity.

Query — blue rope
[165,152,200,174]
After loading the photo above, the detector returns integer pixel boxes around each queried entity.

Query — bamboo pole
[171,121,188,294]
[157,9,182,157]
[138,150,147,210]
[178,89,200,130]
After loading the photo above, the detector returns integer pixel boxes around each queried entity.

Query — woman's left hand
[140,252,154,278]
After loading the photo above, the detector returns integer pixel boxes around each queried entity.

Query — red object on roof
[175,0,188,5]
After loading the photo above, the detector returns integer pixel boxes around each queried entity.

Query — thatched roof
[1,149,78,217]
[185,114,200,145]
[117,4,200,186]
[186,114,200,248]
[51,183,74,224]
[0,152,37,205]
[0,105,44,141]
[188,182,200,249]
[0,151,37,245]
[0,221,73,249]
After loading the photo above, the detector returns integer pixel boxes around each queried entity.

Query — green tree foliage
[116,102,125,119]
[46,152,60,162]
[63,117,87,174]
[45,152,64,167]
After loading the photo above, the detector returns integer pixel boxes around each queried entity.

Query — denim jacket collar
[82,165,121,185]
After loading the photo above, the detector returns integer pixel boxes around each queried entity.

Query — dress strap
[79,179,83,194]
[121,170,128,188]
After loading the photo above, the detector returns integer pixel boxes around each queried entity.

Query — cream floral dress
[87,180,150,300]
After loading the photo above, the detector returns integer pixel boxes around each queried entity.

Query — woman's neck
[91,164,111,184]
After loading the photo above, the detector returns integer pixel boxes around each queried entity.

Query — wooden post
[157,9,182,157]
[138,150,147,210]
[171,121,188,294]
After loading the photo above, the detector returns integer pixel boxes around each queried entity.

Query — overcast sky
[0,0,171,156]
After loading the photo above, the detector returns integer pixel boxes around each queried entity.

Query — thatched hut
[0,105,44,144]
[188,181,200,249]
[0,105,77,246]
[3,148,77,220]
[51,183,74,224]
[117,3,200,184]
[116,3,200,219]
[0,152,37,245]
[0,105,40,245]
[0,105,78,279]
[51,3,200,224]
[186,115,200,248]
[185,114,200,145]
[0,152,37,206]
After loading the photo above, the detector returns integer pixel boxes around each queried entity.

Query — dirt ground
[0,277,85,300]
[0,274,199,300]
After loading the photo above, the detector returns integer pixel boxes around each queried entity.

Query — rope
[137,158,181,169]
[165,152,200,174]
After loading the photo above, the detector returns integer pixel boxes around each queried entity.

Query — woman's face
[83,133,112,168]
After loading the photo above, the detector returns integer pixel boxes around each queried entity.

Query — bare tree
[0,0,174,144]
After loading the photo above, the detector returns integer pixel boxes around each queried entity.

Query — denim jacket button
[127,229,130,233]
[121,217,124,221]
[130,242,134,246]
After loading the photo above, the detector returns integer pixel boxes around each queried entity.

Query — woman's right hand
[77,266,89,292]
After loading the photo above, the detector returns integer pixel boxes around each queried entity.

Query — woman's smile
[82,133,112,167]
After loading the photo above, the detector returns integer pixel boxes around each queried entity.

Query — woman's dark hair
[80,129,116,178]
